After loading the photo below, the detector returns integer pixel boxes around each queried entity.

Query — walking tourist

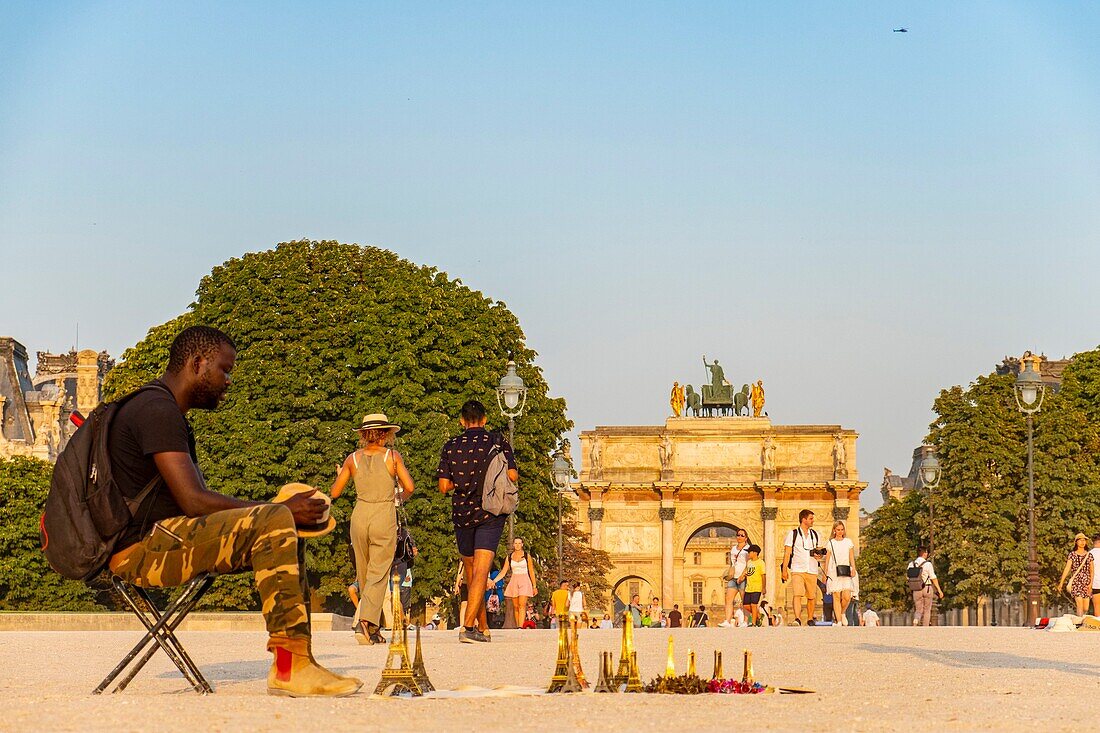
[628,593,643,627]
[648,596,663,625]
[486,559,506,628]
[861,602,881,626]
[551,580,571,626]
[907,547,944,626]
[690,604,710,627]
[740,544,765,626]
[720,528,750,627]
[104,326,360,696]
[782,509,823,625]
[569,581,586,624]
[438,400,519,643]
[823,521,856,626]
[501,537,538,629]
[600,614,614,629]
[1091,534,1100,616]
[453,561,469,629]
[668,604,683,628]
[331,412,414,644]
[1058,533,1095,616]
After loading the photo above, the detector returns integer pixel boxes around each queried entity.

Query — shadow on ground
[855,643,1100,677]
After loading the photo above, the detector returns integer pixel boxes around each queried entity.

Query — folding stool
[94,573,216,695]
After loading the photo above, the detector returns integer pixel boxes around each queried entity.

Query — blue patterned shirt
[437,428,517,528]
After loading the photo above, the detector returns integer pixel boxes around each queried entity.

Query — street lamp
[1014,356,1046,626]
[919,451,941,557]
[552,449,572,583]
[496,354,527,545]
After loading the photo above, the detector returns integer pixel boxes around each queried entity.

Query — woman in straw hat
[1058,533,1095,616]
[331,413,414,644]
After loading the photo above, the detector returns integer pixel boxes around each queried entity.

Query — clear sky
[2,2,1099,510]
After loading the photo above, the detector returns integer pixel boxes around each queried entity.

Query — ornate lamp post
[1014,357,1046,626]
[919,450,942,625]
[552,450,572,583]
[496,355,527,545]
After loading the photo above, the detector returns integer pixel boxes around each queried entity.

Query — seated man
[106,326,360,697]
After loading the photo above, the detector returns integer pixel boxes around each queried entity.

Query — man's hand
[280,489,327,527]
[781,568,790,582]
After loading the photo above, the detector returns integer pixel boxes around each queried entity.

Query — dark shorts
[743,592,761,605]
[455,514,507,557]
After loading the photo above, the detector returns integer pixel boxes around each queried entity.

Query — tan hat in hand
[273,483,336,538]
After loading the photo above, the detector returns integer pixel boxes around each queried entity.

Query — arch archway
[683,521,750,614]
[610,574,656,623]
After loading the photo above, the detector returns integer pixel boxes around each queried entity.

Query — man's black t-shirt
[436,428,516,529]
[110,381,194,549]
[668,609,682,628]
[691,611,709,627]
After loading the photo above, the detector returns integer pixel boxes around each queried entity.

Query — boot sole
[268,683,363,698]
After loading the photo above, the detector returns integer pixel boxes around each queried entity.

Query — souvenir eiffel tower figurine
[411,624,434,693]
[741,649,754,686]
[711,650,724,680]
[664,635,676,677]
[624,651,643,693]
[613,610,636,685]
[569,616,588,688]
[593,652,618,693]
[687,650,696,678]
[374,582,423,696]
[547,618,581,693]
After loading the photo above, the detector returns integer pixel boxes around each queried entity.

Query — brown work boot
[267,638,362,697]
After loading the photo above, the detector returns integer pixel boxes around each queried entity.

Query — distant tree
[0,457,102,610]
[102,240,571,611]
[858,490,924,611]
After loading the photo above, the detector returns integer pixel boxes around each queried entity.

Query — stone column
[659,506,675,608]
[588,507,605,550]
[761,506,778,606]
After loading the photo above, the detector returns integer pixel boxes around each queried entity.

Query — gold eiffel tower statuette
[624,651,643,693]
[687,650,696,678]
[614,610,635,685]
[741,649,754,686]
[374,583,423,697]
[593,652,617,693]
[664,635,676,678]
[560,642,584,694]
[712,650,724,680]
[547,620,572,693]
[569,617,588,688]
[411,624,434,693]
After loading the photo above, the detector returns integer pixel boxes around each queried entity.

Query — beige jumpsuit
[349,449,397,629]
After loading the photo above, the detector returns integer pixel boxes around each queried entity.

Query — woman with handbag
[822,521,856,626]
[719,529,751,628]
[1058,533,1095,616]
[500,537,538,629]
[331,414,415,644]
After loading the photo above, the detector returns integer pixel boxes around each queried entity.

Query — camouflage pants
[109,504,311,642]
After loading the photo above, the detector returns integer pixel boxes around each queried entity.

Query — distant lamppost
[497,354,528,545]
[1014,356,1046,626]
[919,450,942,626]
[552,449,572,583]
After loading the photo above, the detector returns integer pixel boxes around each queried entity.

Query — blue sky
[2,2,1099,509]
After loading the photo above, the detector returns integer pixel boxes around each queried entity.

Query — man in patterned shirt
[438,400,519,643]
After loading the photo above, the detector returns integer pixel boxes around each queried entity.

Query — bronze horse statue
[686,384,750,416]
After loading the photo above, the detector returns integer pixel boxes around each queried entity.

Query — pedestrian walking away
[438,400,519,643]
[104,326,361,697]
[331,413,415,645]
[907,547,944,626]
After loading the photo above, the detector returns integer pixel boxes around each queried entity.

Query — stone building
[570,417,866,616]
[0,337,113,462]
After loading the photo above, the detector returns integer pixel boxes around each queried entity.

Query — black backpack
[40,384,168,581]
[906,559,928,592]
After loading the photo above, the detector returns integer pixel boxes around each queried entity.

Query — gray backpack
[480,433,518,516]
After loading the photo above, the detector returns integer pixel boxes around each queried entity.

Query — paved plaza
[0,626,1097,732]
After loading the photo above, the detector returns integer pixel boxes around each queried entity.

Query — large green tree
[103,240,571,611]
[857,490,924,611]
[861,347,1100,610]
[0,456,102,610]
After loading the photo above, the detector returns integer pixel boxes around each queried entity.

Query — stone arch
[611,573,657,607]
[682,521,743,552]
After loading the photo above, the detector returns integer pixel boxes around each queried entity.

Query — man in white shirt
[908,547,945,626]
[1090,533,1100,616]
[861,603,881,626]
[782,509,823,625]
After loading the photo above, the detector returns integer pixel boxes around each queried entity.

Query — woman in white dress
[823,521,856,626]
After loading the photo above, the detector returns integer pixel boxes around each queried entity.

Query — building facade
[571,416,866,616]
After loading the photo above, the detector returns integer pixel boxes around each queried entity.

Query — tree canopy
[860,347,1100,610]
[103,240,571,611]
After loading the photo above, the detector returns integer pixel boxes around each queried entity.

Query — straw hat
[272,483,336,538]
[354,413,401,433]
[1074,532,1089,544]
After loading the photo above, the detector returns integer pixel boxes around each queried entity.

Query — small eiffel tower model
[613,610,636,685]
[687,650,697,678]
[711,650,724,680]
[547,618,582,693]
[624,651,643,693]
[569,617,588,688]
[593,652,618,693]
[373,588,423,697]
[410,624,434,693]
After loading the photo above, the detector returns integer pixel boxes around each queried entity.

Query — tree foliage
[857,491,924,611]
[0,457,102,610]
[103,240,571,611]
[861,347,1100,610]
[553,508,614,611]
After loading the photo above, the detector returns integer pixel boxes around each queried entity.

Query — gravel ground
[0,626,1097,732]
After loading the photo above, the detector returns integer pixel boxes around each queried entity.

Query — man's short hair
[1093,533,1100,543]
[747,544,761,554]
[460,400,487,423]
[798,509,814,522]
[167,326,235,373]
[917,546,929,555]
